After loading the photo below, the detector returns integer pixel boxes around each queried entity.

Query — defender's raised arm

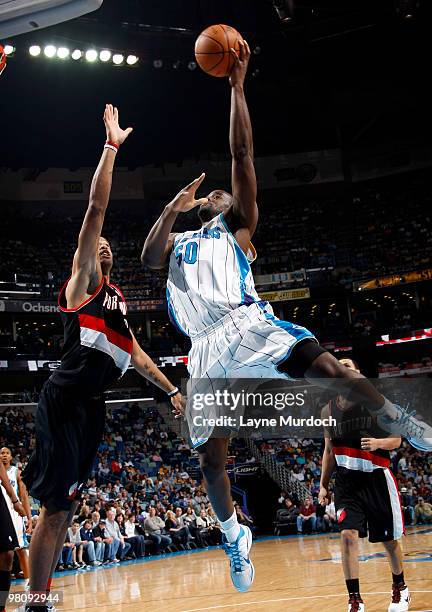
[66,105,133,308]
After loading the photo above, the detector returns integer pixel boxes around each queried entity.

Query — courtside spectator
[297,497,317,534]
[79,519,103,566]
[144,508,171,553]
[415,497,432,524]
[117,513,145,558]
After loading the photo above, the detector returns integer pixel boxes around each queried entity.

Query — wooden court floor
[11,528,432,612]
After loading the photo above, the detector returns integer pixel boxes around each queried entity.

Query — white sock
[220,510,241,543]
[374,397,394,416]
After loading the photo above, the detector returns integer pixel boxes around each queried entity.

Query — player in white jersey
[0,456,26,612]
[142,41,432,592]
[1,448,32,587]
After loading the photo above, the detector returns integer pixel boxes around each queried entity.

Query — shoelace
[382,407,424,438]
[223,541,244,573]
[348,595,363,611]
[391,584,406,603]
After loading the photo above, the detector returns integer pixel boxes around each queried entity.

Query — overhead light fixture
[395,0,419,19]
[4,45,14,56]
[29,45,41,56]
[99,49,111,62]
[44,45,57,58]
[272,0,294,22]
[113,53,124,65]
[126,54,138,66]
[187,61,196,71]
[85,49,98,62]
[153,59,163,69]
[57,47,70,59]
[71,49,82,60]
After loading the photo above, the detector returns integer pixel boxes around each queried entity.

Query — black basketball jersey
[328,398,391,471]
[50,277,133,395]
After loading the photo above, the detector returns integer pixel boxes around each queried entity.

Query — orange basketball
[194,24,244,78]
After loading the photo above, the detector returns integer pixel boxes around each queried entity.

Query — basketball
[195,24,244,77]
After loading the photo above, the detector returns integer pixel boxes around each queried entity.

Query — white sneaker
[388,585,411,611]
[222,525,255,593]
[376,404,432,449]
[407,436,432,452]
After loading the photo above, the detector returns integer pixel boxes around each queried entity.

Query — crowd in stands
[2,171,432,299]
[2,402,257,571]
[2,171,432,358]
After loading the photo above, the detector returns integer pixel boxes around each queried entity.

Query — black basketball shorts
[334,466,405,543]
[0,489,19,552]
[22,380,105,511]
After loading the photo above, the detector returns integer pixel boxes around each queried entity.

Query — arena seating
[2,171,432,300]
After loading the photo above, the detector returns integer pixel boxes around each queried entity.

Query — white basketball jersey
[6,466,19,497]
[167,213,266,338]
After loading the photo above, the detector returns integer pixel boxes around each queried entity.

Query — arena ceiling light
[85,49,98,62]
[126,54,138,66]
[272,0,294,22]
[99,49,111,62]
[4,45,14,55]
[43,45,57,58]
[112,53,124,65]
[71,49,82,60]
[57,47,70,59]
[29,45,41,56]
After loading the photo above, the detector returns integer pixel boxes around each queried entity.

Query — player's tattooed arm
[130,334,185,416]
[141,174,207,269]
[67,105,133,307]
[319,404,336,506]
[225,40,258,239]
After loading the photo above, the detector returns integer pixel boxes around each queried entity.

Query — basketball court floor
[11,527,432,612]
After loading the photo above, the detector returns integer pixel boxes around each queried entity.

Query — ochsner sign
[22,302,59,313]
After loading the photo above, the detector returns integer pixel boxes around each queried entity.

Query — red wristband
[104,140,119,153]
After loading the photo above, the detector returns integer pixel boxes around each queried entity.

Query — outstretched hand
[170,173,208,213]
[229,39,251,88]
[104,104,133,145]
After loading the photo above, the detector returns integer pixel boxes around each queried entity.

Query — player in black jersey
[21,105,184,610]
[319,359,410,612]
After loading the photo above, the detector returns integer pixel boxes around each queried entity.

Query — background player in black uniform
[319,359,410,612]
[0,461,26,612]
[22,104,184,610]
